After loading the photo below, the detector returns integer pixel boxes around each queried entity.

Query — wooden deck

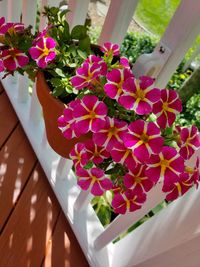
[0,84,89,267]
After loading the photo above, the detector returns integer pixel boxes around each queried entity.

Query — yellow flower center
[162,102,168,110]
[185,166,194,174]
[160,159,169,168]
[135,176,142,183]
[136,89,145,100]
[43,47,49,56]
[109,126,118,135]
[89,110,96,119]
[141,133,149,143]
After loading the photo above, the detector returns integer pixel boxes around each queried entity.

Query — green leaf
[78,36,91,53]
[84,161,94,169]
[71,25,87,40]
[96,205,111,226]
[59,9,69,19]
[54,68,65,77]
[77,49,87,59]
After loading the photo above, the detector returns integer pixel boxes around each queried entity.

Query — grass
[134,0,181,36]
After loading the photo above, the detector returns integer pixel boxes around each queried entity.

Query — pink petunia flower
[119,57,130,68]
[58,99,81,139]
[145,146,185,185]
[178,125,200,160]
[0,17,11,35]
[84,140,110,164]
[119,76,160,115]
[104,68,133,100]
[1,48,29,71]
[93,117,128,151]
[73,95,108,135]
[69,143,88,170]
[85,55,107,76]
[111,189,146,214]
[6,22,25,34]
[29,37,56,68]
[110,143,138,170]
[152,89,182,129]
[100,42,120,57]
[0,58,4,72]
[124,120,164,163]
[71,61,102,90]
[163,158,199,201]
[124,164,154,194]
[76,167,113,196]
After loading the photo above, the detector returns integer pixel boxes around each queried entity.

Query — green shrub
[120,32,157,63]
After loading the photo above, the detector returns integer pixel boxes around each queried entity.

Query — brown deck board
[0,92,18,148]
[0,84,89,266]
[43,212,89,267]
[0,164,60,267]
[0,124,37,232]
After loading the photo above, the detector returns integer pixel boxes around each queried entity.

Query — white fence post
[98,0,139,46]
[67,0,90,30]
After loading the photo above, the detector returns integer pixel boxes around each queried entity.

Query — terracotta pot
[36,71,91,158]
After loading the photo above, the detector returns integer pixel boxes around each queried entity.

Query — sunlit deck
[0,85,89,267]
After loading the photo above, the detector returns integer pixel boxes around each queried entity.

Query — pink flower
[29,37,56,68]
[119,76,160,115]
[178,125,200,160]
[85,55,107,75]
[76,167,113,196]
[58,99,81,139]
[124,164,154,193]
[0,58,4,72]
[84,140,110,164]
[33,25,52,44]
[110,143,138,170]
[69,143,88,170]
[6,23,25,33]
[163,158,199,201]
[104,68,133,100]
[1,48,29,71]
[93,117,128,151]
[0,17,11,35]
[119,57,130,68]
[111,189,146,214]
[145,146,184,184]
[152,89,182,129]
[100,42,120,56]
[71,61,102,90]
[124,120,164,163]
[73,95,108,135]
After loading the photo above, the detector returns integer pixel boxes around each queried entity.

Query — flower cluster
[59,42,200,215]
[0,6,92,97]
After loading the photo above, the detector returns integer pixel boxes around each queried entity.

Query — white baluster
[0,0,8,20]
[57,158,73,180]
[7,0,22,22]
[94,183,164,250]
[98,0,139,46]
[74,190,92,211]
[67,0,90,30]
[17,74,29,103]
[22,0,37,32]
[29,83,42,125]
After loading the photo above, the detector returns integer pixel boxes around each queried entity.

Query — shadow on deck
[0,84,89,267]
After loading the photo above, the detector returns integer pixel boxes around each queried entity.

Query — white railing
[1,1,200,266]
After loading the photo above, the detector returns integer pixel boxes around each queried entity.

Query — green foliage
[134,0,181,36]
[120,32,157,64]
[176,94,200,130]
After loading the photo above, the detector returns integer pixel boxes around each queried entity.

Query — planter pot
[36,71,91,158]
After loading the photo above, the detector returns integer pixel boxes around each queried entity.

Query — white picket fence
[1,1,200,266]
